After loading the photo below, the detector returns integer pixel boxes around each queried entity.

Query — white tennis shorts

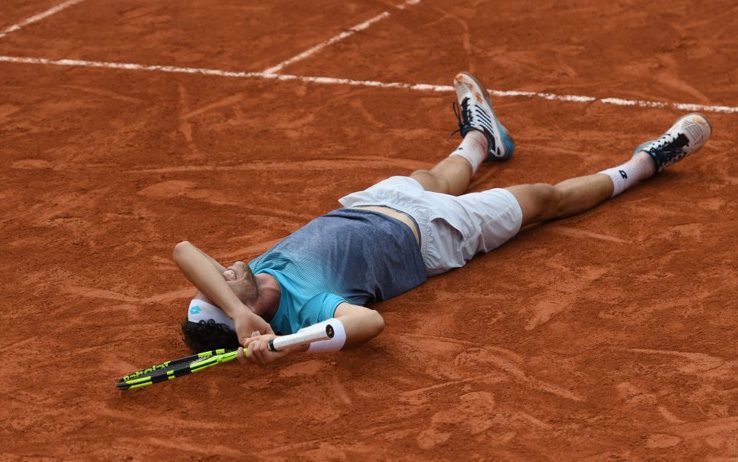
[338,176,523,276]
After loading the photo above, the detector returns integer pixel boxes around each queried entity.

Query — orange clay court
[1,0,737,460]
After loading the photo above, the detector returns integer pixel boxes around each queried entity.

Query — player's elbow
[173,240,192,260]
[367,310,385,338]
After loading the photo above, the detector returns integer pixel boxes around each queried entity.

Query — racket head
[116,349,236,390]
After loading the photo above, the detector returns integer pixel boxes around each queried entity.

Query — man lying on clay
[174,72,712,365]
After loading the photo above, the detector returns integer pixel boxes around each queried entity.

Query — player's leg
[410,72,515,196]
[508,114,712,227]
[410,131,485,196]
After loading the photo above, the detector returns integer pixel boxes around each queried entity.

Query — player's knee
[436,176,451,194]
[410,170,445,193]
[410,169,433,184]
[537,182,560,204]
[532,183,562,220]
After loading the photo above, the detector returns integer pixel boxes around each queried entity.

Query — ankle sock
[450,134,486,173]
[599,153,656,196]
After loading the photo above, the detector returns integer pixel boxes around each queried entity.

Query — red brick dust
[1,0,737,460]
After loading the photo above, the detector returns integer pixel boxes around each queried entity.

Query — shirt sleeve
[297,292,346,330]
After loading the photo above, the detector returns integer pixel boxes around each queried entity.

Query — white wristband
[302,319,346,353]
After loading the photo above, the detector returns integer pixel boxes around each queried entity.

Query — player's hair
[181,319,240,352]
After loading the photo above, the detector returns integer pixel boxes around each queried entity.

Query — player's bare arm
[173,240,274,342]
[238,303,384,365]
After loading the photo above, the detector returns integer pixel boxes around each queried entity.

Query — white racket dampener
[267,322,335,351]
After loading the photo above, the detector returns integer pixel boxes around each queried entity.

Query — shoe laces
[450,97,473,138]
[648,133,675,152]
[646,132,688,156]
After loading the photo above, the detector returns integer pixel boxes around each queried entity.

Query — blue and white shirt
[249,209,426,334]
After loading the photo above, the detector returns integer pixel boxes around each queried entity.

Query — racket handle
[268,322,335,352]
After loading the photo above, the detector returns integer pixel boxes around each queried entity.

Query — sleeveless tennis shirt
[248,209,426,334]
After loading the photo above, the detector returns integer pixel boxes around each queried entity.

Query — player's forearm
[193,245,227,273]
[173,241,248,319]
[241,309,384,365]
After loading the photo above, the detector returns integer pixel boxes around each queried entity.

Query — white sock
[599,153,656,197]
[450,134,486,173]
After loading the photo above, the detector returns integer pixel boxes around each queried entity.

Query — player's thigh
[452,188,523,254]
[505,183,558,227]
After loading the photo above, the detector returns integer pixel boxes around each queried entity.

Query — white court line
[1,54,738,114]
[262,12,390,74]
[262,0,421,74]
[0,0,86,40]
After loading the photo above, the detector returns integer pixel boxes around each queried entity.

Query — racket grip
[268,322,335,352]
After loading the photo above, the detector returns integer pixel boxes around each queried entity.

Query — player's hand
[237,333,289,366]
[234,309,274,347]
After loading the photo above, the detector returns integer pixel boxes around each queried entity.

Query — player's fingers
[243,335,263,347]
[236,347,248,364]
[254,342,266,366]
[253,340,268,366]
[246,343,259,364]
[246,341,260,365]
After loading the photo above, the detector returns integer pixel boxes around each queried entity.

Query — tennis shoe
[453,72,515,161]
[633,113,712,172]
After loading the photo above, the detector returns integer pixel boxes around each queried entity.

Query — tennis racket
[116,322,335,390]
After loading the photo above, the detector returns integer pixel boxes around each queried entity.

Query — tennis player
[175,72,712,365]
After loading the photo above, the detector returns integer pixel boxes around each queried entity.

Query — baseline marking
[1,55,737,114]
[262,0,421,74]
[0,0,86,40]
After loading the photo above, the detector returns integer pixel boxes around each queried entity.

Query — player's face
[223,261,258,303]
